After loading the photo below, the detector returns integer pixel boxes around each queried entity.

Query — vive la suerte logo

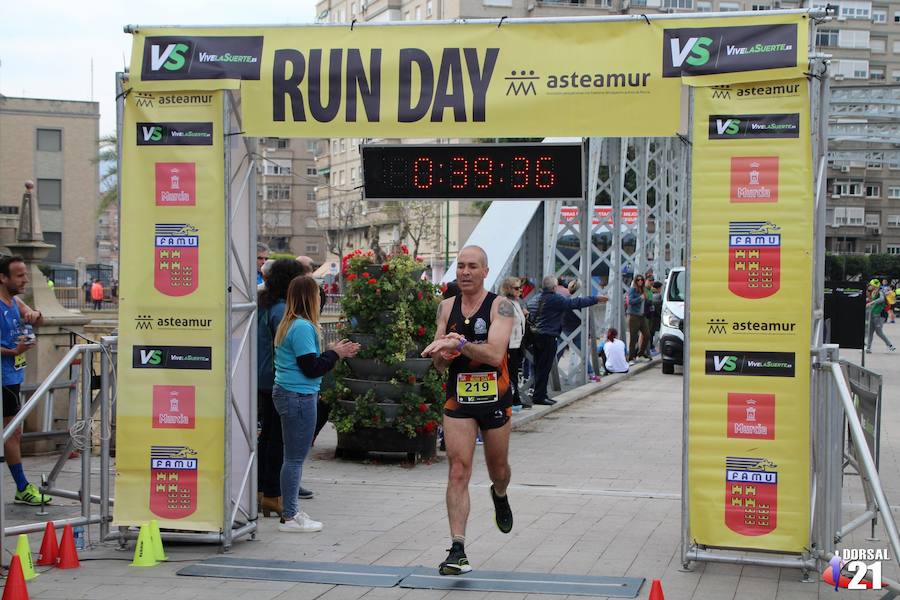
[709,114,800,140]
[142,36,263,81]
[137,122,213,146]
[663,24,797,77]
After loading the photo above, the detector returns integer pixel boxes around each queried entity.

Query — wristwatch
[456,336,468,353]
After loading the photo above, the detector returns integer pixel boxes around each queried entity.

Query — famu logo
[663,24,797,77]
[709,114,800,140]
[142,36,263,81]
[705,350,795,377]
[136,122,213,146]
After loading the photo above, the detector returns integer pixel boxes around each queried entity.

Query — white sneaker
[279,511,323,533]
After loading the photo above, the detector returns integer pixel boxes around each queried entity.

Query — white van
[660,267,685,375]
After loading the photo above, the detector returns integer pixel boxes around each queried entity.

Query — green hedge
[826,253,900,281]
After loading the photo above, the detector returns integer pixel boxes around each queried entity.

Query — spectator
[648,280,664,352]
[111,278,118,298]
[91,278,104,310]
[519,277,535,300]
[257,242,270,286]
[442,281,460,300]
[296,255,315,274]
[257,259,308,517]
[602,328,629,374]
[258,259,276,292]
[0,256,50,506]
[626,274,653,363]
[882,279,896,324]
[526,275,608,405]
[273,276,359,532]
[866,279,895,353]
[500,277,527,410]
[82,278,91,305]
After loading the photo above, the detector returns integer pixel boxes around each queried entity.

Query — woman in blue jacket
[273,276,359,532]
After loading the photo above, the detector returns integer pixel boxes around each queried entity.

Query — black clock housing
[362,143,583,200]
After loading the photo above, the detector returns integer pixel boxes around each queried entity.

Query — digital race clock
[361,143,583,200]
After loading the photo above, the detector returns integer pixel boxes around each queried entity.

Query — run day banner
[115,90,226,531]
[687,78,812,552]
[127,13,808,138]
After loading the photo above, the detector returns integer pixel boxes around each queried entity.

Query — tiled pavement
[6,346,900,599]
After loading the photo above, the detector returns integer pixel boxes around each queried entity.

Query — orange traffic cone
[57,524,80,569]
[36,521,59,566]
[2,554,30,600]
[648,579,665,600]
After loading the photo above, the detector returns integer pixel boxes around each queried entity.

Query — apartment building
[314,0,899,260]
[803,0,900,256]
[257,137,327,262]
[0,95,99,265]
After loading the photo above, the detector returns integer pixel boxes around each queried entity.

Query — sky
[0,0,319,135]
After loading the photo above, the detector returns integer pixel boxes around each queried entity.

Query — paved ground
[4,344,900,599]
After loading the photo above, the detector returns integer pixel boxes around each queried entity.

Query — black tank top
[445,292,513,412]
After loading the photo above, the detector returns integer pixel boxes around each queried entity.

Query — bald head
[459,245,488,268]
[456,245,489,296]
[296,255,314,274]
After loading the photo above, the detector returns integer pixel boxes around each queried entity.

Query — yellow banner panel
[688,78,812,552]
[127,14,808,137]
[115,90,226,531]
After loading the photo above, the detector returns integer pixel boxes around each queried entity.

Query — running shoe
[14,483,51,506]
[439,543,472,575]
[299,486,314,499]
[491,485,513,534]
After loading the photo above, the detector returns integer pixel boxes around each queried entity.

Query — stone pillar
[8,182,90,453]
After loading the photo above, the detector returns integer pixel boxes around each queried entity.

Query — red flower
[368,278,377,285]
[424,420,437,432]
[400,244,409,254]
[441,383,447,391]
[346,273,357,281]
[355,249,362,255]
[362,272,370,279]
[417,291,424,300]
[417,325,427,337]
[415,256,424,262]
[381,264,390,272]
[408,375,418,385]
[418,402,428,412]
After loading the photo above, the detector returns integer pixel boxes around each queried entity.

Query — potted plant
[321,247,444,462]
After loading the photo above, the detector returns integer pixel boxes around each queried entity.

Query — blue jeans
[272,385,317,520]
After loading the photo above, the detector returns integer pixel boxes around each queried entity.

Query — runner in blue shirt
[0,256,50,505]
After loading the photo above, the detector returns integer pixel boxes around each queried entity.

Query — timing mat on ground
[177,556,644,597]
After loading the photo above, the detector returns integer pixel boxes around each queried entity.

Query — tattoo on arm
[498,298,516,318]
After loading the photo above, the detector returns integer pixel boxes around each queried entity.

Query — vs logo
[669,36,712,68]
[138,349,162,366]
[141,125,164,143]
[712,354,738,373]
[149,43,191,72]
[716,119,741,136]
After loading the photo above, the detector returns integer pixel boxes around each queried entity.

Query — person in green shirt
[866,279,895,353]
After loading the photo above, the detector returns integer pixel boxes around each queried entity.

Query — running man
[422,245,516,575]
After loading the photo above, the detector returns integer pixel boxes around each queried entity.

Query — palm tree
[95,134,118,215]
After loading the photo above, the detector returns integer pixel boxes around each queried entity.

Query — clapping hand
[329,339,361,358]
